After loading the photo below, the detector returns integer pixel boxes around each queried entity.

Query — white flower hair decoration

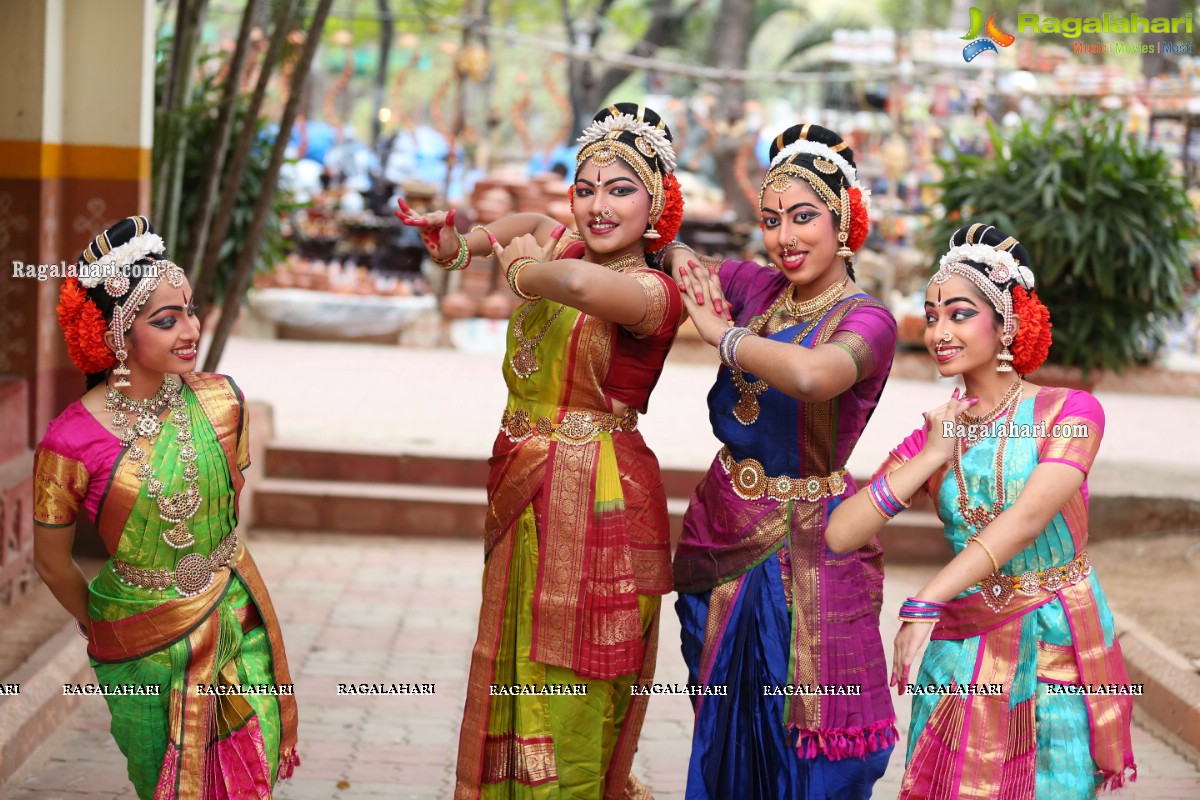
[77,232,166,289]
[577,113,677,174]
[770,139,858,187]
[938,243,1035,290]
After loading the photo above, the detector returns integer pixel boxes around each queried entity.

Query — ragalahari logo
[961,8,1016,62]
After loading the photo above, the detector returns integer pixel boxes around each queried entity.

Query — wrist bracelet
[507,257,542,301]
[718,327,752,370]
[898,597,945,623]
[867,476,907,520]
[966,535,1001,574]
[661,241,696,258]
[471,225,499,257]
[433,231,471,271]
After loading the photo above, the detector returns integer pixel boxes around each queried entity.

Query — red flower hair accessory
[846,187,870,252]
[646,172,684,253]
[1011,285,1052,375]
[57,277,116,374]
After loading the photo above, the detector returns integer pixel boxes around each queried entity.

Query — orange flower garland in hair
[846,187,870,252]
[646,173,684,253]
[1011,285,1052,375]
[57,277,116,374]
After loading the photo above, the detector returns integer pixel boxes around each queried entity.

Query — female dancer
[398,103,684,800]
[826,223,1137,798]
[33,216,299,799]
[666,123,897,798]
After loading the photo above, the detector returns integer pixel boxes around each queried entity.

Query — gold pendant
[733,391,761,426]
[511,345,539,379]
[162,521,195,549]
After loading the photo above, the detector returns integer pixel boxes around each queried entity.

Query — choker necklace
[730,278,848,426]
[959,378,1022,446]
[953,381,1023,533]
[106,377,202,549]
[601,253,647,273]
[782,276,849,317]
[511,302,565,379]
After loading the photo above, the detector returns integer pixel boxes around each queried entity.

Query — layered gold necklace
[106,377,202,549]
[509,253,648,380]
[952,379,1023,532]
[730,277,848,425]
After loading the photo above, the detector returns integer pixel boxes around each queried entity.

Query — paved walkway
[5,534,1199,799]
[5,337,1200,797]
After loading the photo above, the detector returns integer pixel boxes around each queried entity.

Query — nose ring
[601,207,613,219]
[788,236,798,249]
[941,332,952,342]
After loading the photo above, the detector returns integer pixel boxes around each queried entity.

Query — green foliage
[156,50,294,305]
[929,103,1198,374]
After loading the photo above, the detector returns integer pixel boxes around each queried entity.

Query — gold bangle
[866,486,892,520]
[967,535,1000,573]
[507,257,541,302]
[883,473,912,509]
[471,225,499,257]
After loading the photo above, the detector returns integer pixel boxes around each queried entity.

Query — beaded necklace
[730,277,848,426]
[953,381,1024,532]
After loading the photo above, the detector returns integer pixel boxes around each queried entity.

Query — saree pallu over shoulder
[898,387,1133,799]
[486,302,673,681]
[675,294,897,760]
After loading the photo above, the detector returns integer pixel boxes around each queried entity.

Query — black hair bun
[768,123,856,170]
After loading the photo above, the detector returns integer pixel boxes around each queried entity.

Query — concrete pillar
[0,0,155,442]
[0,0,155,597]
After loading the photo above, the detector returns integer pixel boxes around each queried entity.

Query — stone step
[264,444,709,499]
[252,476,947,561]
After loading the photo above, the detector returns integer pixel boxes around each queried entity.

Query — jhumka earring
[835,185,853,259]
[643,225,660,240]
[111,347,132,388]
[996,334,1015,372]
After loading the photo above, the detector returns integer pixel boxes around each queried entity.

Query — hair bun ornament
[1015,265,1035,291]
[577,113,677,174]
[78,231,166,291]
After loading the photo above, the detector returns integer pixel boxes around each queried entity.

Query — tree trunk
[204,0,335,373]
[193,0,298,311]
[707,0,755,221]
[371,0,394,155]
[562,0,693,138]
[184,0,261,289]
[160,0,210,249]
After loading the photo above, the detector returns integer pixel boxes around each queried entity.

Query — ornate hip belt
[111,532,239,598]
[500,407,639,446]
[718,446,848,503]
[978,551,1092,612]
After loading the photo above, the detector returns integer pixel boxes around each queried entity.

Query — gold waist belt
[718,446,848,502]
[979,551,1092,610]
[112,531,239,598]
[500,407,639,446]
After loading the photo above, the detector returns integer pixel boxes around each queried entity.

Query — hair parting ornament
[57,215,187,386]
[929,223,1053,375]
[574,103,683,253]
[759,124,871,262]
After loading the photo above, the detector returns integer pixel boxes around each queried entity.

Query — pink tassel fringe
[789,718,899,761]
